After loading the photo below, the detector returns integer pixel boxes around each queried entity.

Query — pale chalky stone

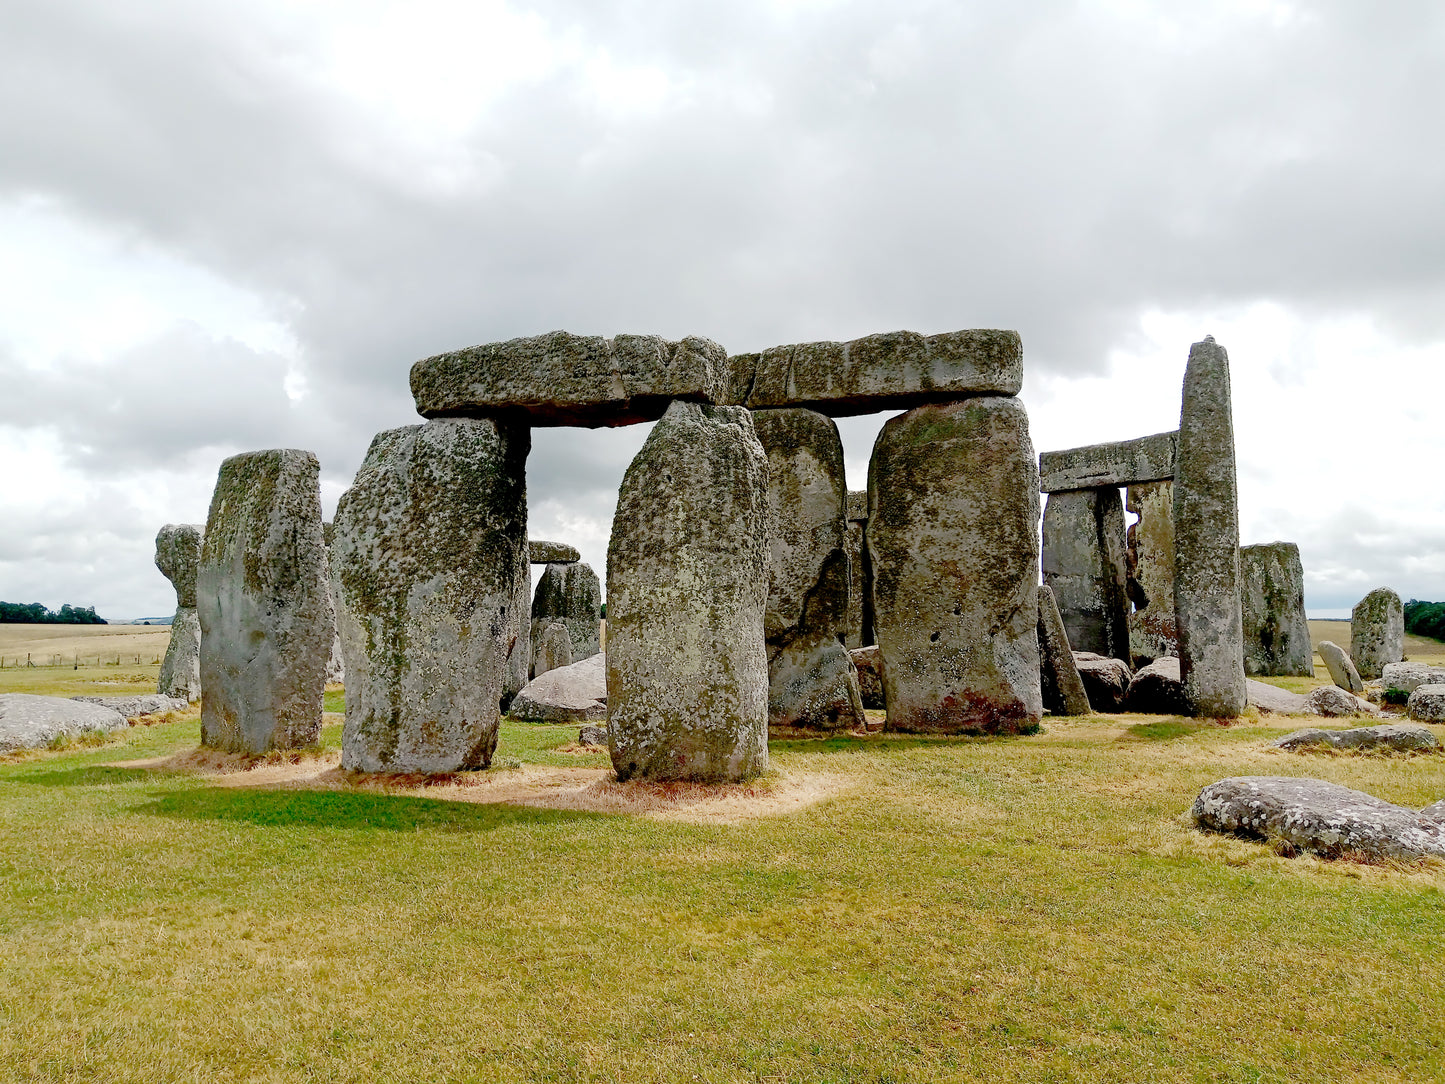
[1042,488,1130,662]
[1274,724,1436,753]
[868,397,1042,733]
[198,450,333,754]
[155,523,204,702]
[333,419,529,772]
[606,401,770,782]
[0,694,128,753]
[1318,640,1364,694]
[1383,662,1445,696]
[533,621,573,679]
[531,561,601,664]
[1037,585,1092,716]
[1239,542,1313,677]
[1351,588,1404,680]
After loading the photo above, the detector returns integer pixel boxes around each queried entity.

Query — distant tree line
[0,602,107,625]
[1404,600,1445,642]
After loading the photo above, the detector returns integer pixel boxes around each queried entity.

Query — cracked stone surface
[0,695,128,753]
[1274,724,1436,753]
[1038,585,1092,716]
[1042,488,1130,662]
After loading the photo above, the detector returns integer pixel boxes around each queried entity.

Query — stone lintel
[529,540,580,564]
[1039,430,1178,493]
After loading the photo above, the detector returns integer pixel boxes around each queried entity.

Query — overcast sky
[1,0,1442,619]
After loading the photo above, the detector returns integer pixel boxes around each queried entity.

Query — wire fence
[0,654,163,670]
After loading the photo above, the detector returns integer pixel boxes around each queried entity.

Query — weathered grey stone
[155,524,204,702]
[1382,662,1445,697]
[1125,481,1177,665]
[1123,656,1190,715]
[578,723,609,746]
[753,408,864,731]
[1042,488,1130,662]
[1074,652,1132,713]
[533,621,573,679]
[1274,723,1435,753]
[727,329,1023,415]
[1246,680,1308,715]
[411,331,731,427]
[502,563,532,712]
[334,420,529,772]
[198,449,333,754]
[843,491,871,649]
[531,561,602,664]
[845,490,869,523]
[1038,585,1091,716]
[321,525,345,686]
[1318,641,1364,694]
[1351,588,1404,680]
[606,401,770,782]
[868,397,1042,733]
[1173,338,1245,718]
[0,694,128,753]
[1407,684,1445,723]
[848,646,885,710]
[529,540,580,564]
[511,653,607,723]
[1304,684,1378,717]
[1039,430,1178,493]
[1191,776,1445,860]
[1239,542,1313,677]
[72,694,187,717]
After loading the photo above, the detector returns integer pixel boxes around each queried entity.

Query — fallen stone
[1039,430,1178,493]
[578,724,608,746]
[1351,588,1404,680]
[72,694,187,718]
[1407,684,1445,723]
[1191,776,1445,860]
[1273,724,1438,753]
[606,401,770,781]
[849,645,885,710]
[1074,652,1132,713]
[869,397,1042,734]
[1382,662,1445,697]
[198,449,333,755]
[155,523,204,702]
[1239,542,1313,677]
[529,540,580,564]
[1038,585,1091,716]
[1304,685,1378,718]
[511,653,608,723]
[531,561,602,663]
[0,694,128,753]
[1125,481,1177,664]
[1042,488,1130,661]
[533,620,574,679]
[1123,656,1190,715]
[1318,641,1364,694]
[1246,680,1308,715]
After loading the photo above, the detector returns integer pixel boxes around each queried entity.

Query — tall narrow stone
[752,408,864,731]
[502,563,531,712]
[1125,481,1177,665]
[321,522,345,685]
[868,397,1042,733]
[844,491,871,649]
[1173,337,1245,718]
[531,561,602,666]
[155,523,203,702]
[606,401,769,782]
[333,419,529,772]
[1042,488,1130,662]
[1240,542,1313,677]
[1351,588,1404,680]
[198,450,332,753]
[1037,585,1091,716]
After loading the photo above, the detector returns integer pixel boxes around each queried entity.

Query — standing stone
[844,491,871,649]
[533,621,573,679]
[1239,542,1313,677]
[753,408,864,731]
[1318,640,1364,694]
[503,564,531,711]
[1037,585,1091,717]
[868,397,1042,734]
[531,561,602,665]
[1172,338,1245,718]
[606,401,769,782]
[1125,481,1177,665]
[1351,588,1404,680]
[321,522,345,686]
[1042,488,1130,662]
[155,523,203,702]
[197,450,332,753]
[333,419,529,773]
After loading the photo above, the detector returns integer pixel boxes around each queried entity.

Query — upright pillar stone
[503,563,531,712]
[197,450,332,753]
[1173,337,1245,718]
[1351,588,1404,680]
[155,523,203,702]
[1125,481,1177,665]
[1240,542,1313,677]
[531,561,602,666]
[333,418,529,772]
[1037,584,1091,716]
[868,397,1042,733]
[1041,488,1130,663]
[844,491,871,649]
[752,408,864,731]
[321,522,345,685]
[606,401,769,782]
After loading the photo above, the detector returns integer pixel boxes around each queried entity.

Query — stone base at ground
[1407,684,1445,723]
[1383,663,1445,697]
[1239,542,1313,677]
[1246,681,1308,715]
[0,694,128,753]
[510,653,608,723]
[1074,652,1132,713]
[1273,725,1438,753]
[1351,587,1404,680]
[578,724,608,746]
[1123,656,1190,715]
[157,607,202,701]
[1038,585,1091,716]
[533,621,573,679]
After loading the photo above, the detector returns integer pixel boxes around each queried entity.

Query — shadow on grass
[5,764,152,787]
[768,731,1039,755]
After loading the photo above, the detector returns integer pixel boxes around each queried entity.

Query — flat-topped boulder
[1304,685,1377,717]
[1273,724,1438,753]
[529,540,580,564]
[1408,684,1445,723]
[1246,680,1308,715]
[727,329,1022,415]
[411,331,731,427]
[72,694,187,718]
[1383,662,1445,697]
[1039,430,1178,493]
[0,694,128,753]
[1074,652,1132,713]
[510,653,607,723]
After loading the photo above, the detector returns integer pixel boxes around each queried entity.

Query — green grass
[0,711,1442,1083]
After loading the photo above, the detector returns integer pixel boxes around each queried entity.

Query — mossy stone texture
[333,419,529,772]
[529,540,580,564]
[530,561,601,665]
[844,490,871,649]
[198,449,332,754]
[1037,585,1092,717]
[1038,430,1177,492]
[1042,488,1130,663]
[867,397,1043,734]
[1240,542,1313,677]
[1125,481,1177,665]
[1351,587,1404,680]
[606,401,769,782]
[533,621,573,679]
[155,523,204,702]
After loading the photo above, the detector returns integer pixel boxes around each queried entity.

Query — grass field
[0,624,171,698]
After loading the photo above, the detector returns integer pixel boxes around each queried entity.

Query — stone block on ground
[155,523,204,702]
[1351,588,1404,680]
[529,540,580,564]
[578,723,608,746]
[1074,652,1132,713]
[1038,585,1092,716]
[0,694,128,753]
[533,621,573,679]
[1273,724,1437,753]
[1407,684,1445,723]
[1123,656,1190,715]
[1246,680,1308,715]
[1239,542,1313,677]
[849,646,885,710]
[1304,685,1378,718]
[72,694,187,718]
[511,653,608,723]
[1318,641,1364,694]
[1039,430,1178,493]
[531,561,602,664]
[1382,662,1445,697]
[1042,488,1130,662]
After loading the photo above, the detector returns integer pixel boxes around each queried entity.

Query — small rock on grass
[1273,724,1439,754]
[1303,685,1377,718]
[577,724,608,747]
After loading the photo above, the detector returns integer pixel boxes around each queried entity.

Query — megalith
[1318,640,1364,694]
[1041,488,1130,663]
[1351,588,1404,680]
[533,620,573,679]
[154,523,203,702]
[1125,481,1177,665]
[333,418,529,773]
[844,490,871,649]
[197,450,332,753]
[503,564,531,712]
[1240,542,1313,677]
[606,400,769,782]
[1037,585,1091,717]
[321,522,345,685]
[531,561,602,666]
[868,397,1042,733]
[1173,338,1245,718]
[752,408,864,731]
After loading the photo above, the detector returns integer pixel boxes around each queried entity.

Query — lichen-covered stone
[1382,662,1445,697]
[753,408,864,731]
[848,645,885,710]
[503,564,532,712]
[1173,338,1245,718]
[531,562,602,664]
[1351,588,1404,680]
[1074,652,1132,713]
[868,397,1042,733]
[843,490,870,649]
[1247,680,1308,715]
[155,524,204,702]
[0,694,128,753]
[1125,481,1177,665]
[1274,724,1433,753]
[1240,542,1313,677]
[333,419,529,772]
[511,653,607,723]
[1318,641,1364,694]
[1038,585,1091,716]
[1303,685,1377,718]
[321,524,345,686]
[72,694,187,717]
[529,540,580,564]
[1042,488,1130,662]
[1407,684,1445,723]
[533,621,573,679]
[606,401,770,782]
[198,450,333,754]
[1039,430,1177,493]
